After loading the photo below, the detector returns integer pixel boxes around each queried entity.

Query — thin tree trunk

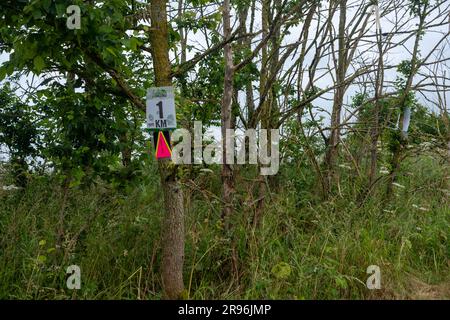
[386,8,426,197]
[149,0,185,299]
[253,0,271,227]
[324,0,347,193]
[368,3,384,186]
[119,133,132,167]
[221,0,235,225]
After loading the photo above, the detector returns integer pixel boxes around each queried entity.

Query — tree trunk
[324,0,347,193]
[386,9,426,197]
[368,4,384,186]
[119,133,132,167]
[220,0,235,225]
[149,0,185,299]
[253,0,271,227]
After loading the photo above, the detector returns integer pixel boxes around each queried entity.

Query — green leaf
[42,0,52,11]
[105,47,118,57]
[55,4,66,17]
[39,239,46,246]
[126,37,141,51]
[335,277,348,289]
[0,66,6,81]
[32,9,42,20]
[271,262,292,279]
[98,133,107,143]
[23,42,38,60]
[33,56,45,73]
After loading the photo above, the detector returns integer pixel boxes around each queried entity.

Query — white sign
[146,86,177,130]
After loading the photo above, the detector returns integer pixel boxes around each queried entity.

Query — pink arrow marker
[155,131,172,159]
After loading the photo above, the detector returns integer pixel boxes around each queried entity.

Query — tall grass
[0,155,448,299]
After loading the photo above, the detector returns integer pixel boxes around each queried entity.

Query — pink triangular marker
[156,131,172,159]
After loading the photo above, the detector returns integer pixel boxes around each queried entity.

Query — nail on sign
[146,86,177,130]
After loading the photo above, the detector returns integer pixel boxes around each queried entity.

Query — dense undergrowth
[0,155,448,300]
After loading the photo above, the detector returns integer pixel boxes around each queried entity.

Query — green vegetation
[0,0,449,300]
[1,154,448,299]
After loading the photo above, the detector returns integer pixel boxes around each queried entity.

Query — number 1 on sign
[146,86,176,130]
[157,101,163,119]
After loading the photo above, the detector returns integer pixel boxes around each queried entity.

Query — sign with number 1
[146,86,177,130]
